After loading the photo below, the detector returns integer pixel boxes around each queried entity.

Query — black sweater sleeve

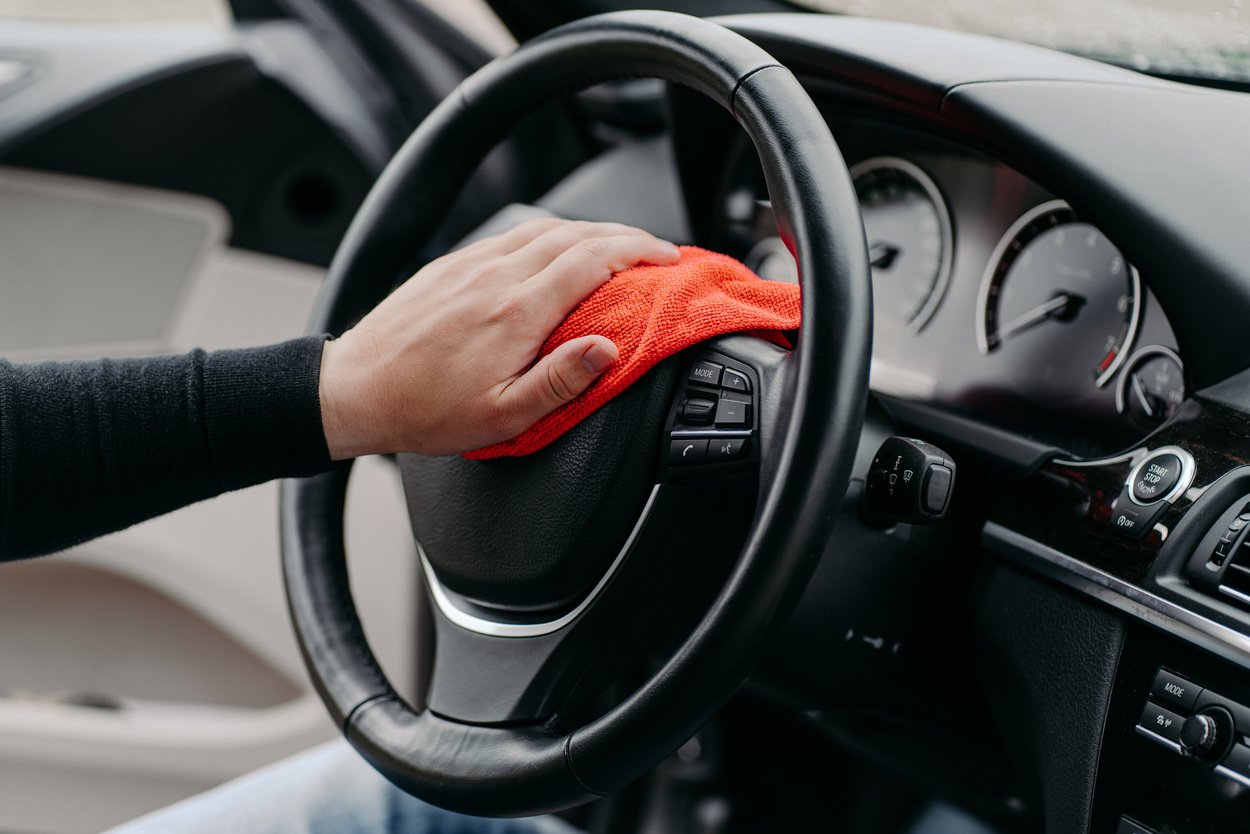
[0,336,333,559]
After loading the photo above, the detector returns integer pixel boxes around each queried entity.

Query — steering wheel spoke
[417,483,693,726]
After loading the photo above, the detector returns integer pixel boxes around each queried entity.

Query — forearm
[0,336,332,559]
[0,219,677,558]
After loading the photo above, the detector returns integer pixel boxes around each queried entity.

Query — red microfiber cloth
[466,246,800,459]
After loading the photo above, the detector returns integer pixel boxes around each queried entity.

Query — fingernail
[662,243,681,259]
[582,343,616,374]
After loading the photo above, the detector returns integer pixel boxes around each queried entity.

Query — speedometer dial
[850,157,953,333]
[976,201,1141,397]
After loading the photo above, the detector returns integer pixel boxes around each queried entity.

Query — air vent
[1220,530,1250,607]
[1186,501,1250,608]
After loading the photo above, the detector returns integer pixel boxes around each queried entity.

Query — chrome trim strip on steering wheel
[418,484,662,638]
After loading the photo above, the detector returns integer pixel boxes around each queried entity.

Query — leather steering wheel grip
[280,9,871,817]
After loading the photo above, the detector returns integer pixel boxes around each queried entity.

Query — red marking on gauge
[1098,350,1117,373]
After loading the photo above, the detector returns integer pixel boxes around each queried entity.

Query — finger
[502,220,664,276]
[524,233,681,330]
[495,336,618,436]
[443,215,567,261]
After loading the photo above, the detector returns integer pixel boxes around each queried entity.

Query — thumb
[498,336,618,432]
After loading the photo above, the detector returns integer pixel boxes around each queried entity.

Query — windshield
[794,0,1250,83]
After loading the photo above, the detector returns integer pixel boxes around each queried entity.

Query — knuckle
[484,405,526,440]
[516,216,563,237]
[470,261,505,284]
[544,359,582,404]
[485,290,530,326]
[572,236,608,261]
[551,221,595,245]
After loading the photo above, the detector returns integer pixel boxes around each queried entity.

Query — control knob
[1179,707,1233,761]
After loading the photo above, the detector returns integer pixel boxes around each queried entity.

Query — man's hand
[317,218,681,459]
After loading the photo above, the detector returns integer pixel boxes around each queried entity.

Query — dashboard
[644,13,1250,834]
[711,116,1183,458]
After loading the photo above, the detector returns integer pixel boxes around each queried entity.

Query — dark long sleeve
[0,336,333,559]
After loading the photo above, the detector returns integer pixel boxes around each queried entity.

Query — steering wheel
[281,9,870,818]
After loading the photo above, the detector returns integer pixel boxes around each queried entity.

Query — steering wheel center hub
[400,361,679,614]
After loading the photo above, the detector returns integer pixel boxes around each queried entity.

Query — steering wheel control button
[708,437,747,460]
[862,437,956,525]
[1124,445,1195,507]
[1150,669,1202,710]
[664,355,759,480]
[714,397,750,427]
[688,360,723,388]
[1132,453,1182,503]
[1137,701,1184,744]
[669,438,708,465]
[680,398,717,425]
[720,368,750,393]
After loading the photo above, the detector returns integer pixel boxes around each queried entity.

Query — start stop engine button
[1133,453,1182,503]
[1113,446,1195,538]
[1123,445,1195,511]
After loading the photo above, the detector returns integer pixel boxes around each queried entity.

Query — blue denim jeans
[102,738,1000,834]
[104,740,582,834]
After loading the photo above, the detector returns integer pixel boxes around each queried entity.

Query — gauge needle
[997,292,1081,341]
[1131,372,1156,418]
[869,242,901,270]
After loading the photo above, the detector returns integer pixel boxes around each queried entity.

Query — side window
[0,1,231,24]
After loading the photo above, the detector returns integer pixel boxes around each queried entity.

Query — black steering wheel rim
[281,9,870,817]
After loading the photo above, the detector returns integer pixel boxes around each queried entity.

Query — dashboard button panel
[1149,668,1201,710]
[1136,668,1249,782]
[1137,701,1184,745]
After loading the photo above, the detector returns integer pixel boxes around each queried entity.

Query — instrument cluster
[713,116,1184,458]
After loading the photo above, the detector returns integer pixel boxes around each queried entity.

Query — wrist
[319,335,377,460]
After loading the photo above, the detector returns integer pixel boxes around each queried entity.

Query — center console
[984,390,1250,832]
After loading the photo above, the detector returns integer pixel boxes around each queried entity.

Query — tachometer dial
[850,157,953,333]
[976,200,1141,396]
[1116,345,1185,430]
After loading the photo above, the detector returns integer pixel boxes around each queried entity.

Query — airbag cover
[399,360,678,613]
